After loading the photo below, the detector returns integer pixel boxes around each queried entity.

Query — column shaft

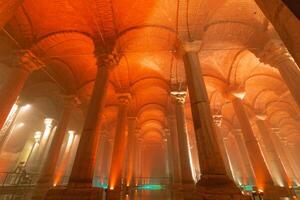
[69,67,110,185]
[277,63,300,108]
[174,100,194,184]
[168,117,181,184]
[254,0,300,67]
[31,101,73,200]
[0,67,29,130]
[272,133,299,186]
[232,129,256,185]
[182,47,231,183]
[108,97,129,190]
[215,128,234,180]
[232,98,273,190]
[256,120,290,186]
[125,118,137,187]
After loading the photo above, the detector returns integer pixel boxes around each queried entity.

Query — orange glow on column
[54,131,76,185]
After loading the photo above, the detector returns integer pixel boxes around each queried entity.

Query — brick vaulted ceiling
[0,0,299,148]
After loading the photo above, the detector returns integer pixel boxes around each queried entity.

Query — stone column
[134,137,142,186]
[168,116,181,184]
[181,41,240,195]
[232,129,256,186]
[271,128,299,186]
[68,52,118,186]
[254,0,300,67]
[32,97,75,200]
[108,93,131,190]
[94,132,108,183]
[259,40,300,108]
[0,51,43,130]
[164,129,175,182]
[232,98,278,197]
[32,118,55,171]
[45,52,119,200]
[256,119,290,187]
[125,117,137,187]
[0,102,21,152]
[170,91,194,185]
[212,115,234,180]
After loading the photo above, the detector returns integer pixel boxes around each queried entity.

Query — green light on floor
[94,182,108,189]
[137,184,164,190]
[241,185,254,191]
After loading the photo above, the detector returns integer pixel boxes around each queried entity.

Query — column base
[44,186,105,200]
[195,175,251,200]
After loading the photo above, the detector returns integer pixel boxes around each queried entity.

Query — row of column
[1,43,300,200]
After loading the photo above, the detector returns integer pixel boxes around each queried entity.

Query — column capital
[180,40,202,53]
[15,50,45,72]
[134,129,140,137]
[164,128,170,136]
[259,40,295,68]
[271,128,281,135]
[170,91,187,104]
[44,118,54,127]
[212,114,222,127]
[117,93,131,105]
[96,49,120,69]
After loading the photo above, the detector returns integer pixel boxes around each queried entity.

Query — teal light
[137,184,164,190]
[93,180,108,189]
[240,185,254,191]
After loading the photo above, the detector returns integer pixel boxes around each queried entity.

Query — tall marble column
[168,116,181,184]
[256,119,290,187]
[181,41,241,195]
[0,51,43,130]
[231,98,280,199]
[171,91,194,185]
[68,52,119,186]
[259,40,300,108]
[32,97,75,200]
[33,118,55,171]
[271,128,299,186]
[164,129,175,182]
[125,117,137,187]
[108,93,131,190]
[45,52,120,200]
[212,115,234,181]
[232,129,256,186]
[254,0,300,67]
[94,131,108,183]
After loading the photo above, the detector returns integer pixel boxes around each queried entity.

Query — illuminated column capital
[212,114,223,127]
[44,118,54,128]
[117,93,131,106]
[15,50,45,72]
[170,91,187,104]
[34,131,42,143]
[180,40,202,53]
[271,128,281,136]
[164,128,170,137]
[96,49,120,69]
